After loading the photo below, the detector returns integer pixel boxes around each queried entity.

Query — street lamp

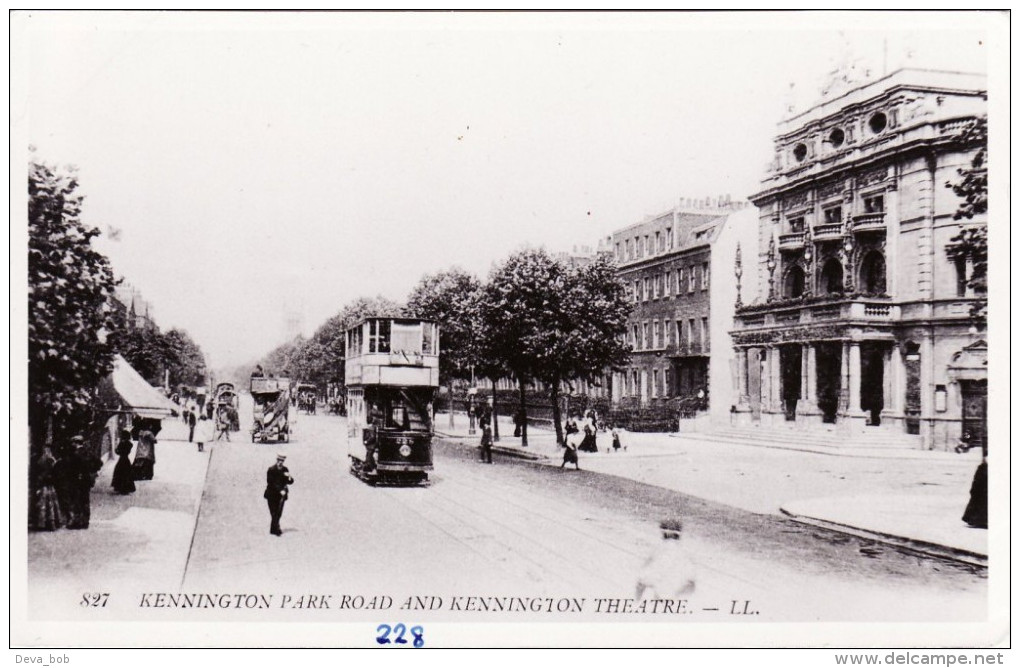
[734,244,744,308]
[766,248,777,302]
[468,365,476,436]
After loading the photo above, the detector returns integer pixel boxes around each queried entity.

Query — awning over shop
[99,355,178,419]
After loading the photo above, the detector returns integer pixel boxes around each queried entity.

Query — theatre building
[730,69,987,451]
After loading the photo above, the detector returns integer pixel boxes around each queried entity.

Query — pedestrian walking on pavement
[264,454,294,536]
[579,410,598,453]
[112,430,136,495]
[635,518,697,601]
[962,446,988,529]
[133,428,156,480]
[479,424,493,464]
[216,409,231,441]
[195,414,213,452]
[611,427,622,453]
[561,430,581,470]
[187,409,197,442]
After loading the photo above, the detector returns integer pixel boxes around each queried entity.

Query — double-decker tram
[344,318,439,486]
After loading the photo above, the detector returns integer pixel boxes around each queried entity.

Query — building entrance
[815,343,842,423]
[780,345,802,421]
[860,343,886,426]
[960,379,987,452]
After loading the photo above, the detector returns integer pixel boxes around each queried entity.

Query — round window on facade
[868,112,887,134]
[793,143,808,162]
[828,128,845,148]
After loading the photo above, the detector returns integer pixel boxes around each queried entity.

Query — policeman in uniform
[264,454,294,536]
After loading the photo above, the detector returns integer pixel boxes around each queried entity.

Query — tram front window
[368,320,392,353]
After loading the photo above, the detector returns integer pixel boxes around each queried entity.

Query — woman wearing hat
[112,430,136,495]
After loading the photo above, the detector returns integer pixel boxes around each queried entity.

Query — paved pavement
[436,412,988,566]
[26,417,211,619]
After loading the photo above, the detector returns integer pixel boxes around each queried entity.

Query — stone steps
[679,425,921,453]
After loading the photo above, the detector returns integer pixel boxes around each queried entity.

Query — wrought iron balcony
[812,223,843,240]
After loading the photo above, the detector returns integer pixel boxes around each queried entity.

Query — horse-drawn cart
[296,383,318,415]
[251,377,291,443]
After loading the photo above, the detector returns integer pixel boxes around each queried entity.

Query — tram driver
[364,403,385,472]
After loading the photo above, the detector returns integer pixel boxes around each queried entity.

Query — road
[181,398,986,623]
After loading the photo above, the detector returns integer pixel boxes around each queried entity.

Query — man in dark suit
[64,435,102,529]
[264,454,293,536]
[187,409,197,442]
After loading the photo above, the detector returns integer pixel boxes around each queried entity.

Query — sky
[14,11,995,369]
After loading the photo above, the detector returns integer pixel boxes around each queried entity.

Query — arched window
[784,265,806,299]
[859,251,887,294]
[821,258,844,294]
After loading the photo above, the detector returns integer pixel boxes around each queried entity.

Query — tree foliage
[945,115,988,327]
[476,248,632,444]
[163,328,208,386]
[28,157,118,440]
[106,299,207,388]
[255,295,403,386]
[404,268,481,385]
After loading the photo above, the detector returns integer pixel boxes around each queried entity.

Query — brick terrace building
[608,198,755,412]
[730,68,987,451]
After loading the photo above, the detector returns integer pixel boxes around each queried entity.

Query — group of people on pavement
[561,409,623,470]
[478,402,627,469]
[29,434,103,531]
[111,422,160,495]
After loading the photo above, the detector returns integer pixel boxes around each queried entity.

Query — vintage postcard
[10,10,1009,651]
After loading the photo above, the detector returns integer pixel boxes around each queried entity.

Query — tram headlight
[399,444,412,458]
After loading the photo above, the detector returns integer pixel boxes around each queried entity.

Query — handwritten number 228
[376,623,424,647]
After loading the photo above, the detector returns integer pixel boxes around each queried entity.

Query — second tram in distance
[344,317,439,486]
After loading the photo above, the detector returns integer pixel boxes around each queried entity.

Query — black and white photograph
[10,10,1008,652]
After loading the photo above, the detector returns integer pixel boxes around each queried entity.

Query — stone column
[800,344,811,401]
[890,345,906,414]
[806,344,818,408]
[737,348,750,408]
[882,347,894,411]
[769,346,782,413]
[839,341,850,412]
[848,342,863,414]
[797,343,818,419]
[919,335,935,450]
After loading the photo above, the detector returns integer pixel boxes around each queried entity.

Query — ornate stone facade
[731,69,987,451]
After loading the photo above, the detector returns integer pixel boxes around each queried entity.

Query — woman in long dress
[133,429,156,480]
[30,446,64,531]
[112,430,136,495]
[578,411,599,453]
